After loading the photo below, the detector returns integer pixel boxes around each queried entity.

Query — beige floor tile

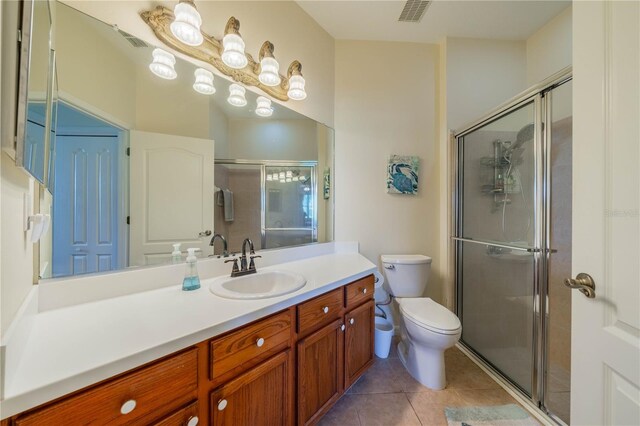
[406,389,467,407]
[407,402,448,426]
[348,358,405,394]
[351,393,421,426]
[454,388,516,406]
[318,394,361,426]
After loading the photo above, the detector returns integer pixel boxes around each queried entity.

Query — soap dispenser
[171,243,182,264]
[182,248,201,291]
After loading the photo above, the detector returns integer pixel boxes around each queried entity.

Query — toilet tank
[381,254,432,297]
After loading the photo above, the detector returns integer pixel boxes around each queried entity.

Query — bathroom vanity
[0,247,377,426]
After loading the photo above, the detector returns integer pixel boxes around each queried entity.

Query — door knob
[564,273,596,298]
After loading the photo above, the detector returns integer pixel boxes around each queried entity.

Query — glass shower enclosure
[453,72,572,425]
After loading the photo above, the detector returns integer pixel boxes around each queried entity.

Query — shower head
[512,123,534,150]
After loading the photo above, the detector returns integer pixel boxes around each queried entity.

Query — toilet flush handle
[384,264,395,270]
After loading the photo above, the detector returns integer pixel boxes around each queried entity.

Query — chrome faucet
[209,233,229,257]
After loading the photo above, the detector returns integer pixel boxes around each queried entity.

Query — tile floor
[319,339,540,426]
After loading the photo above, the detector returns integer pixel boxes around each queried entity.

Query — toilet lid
[399,298,461,335]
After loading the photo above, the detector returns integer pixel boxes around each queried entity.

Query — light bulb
[149,48,177,80]
[227,83,247,107]
[259,57,281,87]
[255,96,273,117]
[170,1,203,46]
[287,74,307,100]
[221,33,248,69]
[193,68,215,95]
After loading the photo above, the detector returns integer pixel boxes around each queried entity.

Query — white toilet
[381,254,461,390]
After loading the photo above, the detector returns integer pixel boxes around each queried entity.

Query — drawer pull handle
[256,337,265,347]
[322,306,329,314]
[341,324,345,331]
[349,318,355,325]
[120,399,136,415]
[362,288,368,294]
[187,416,199,426]
[218,399,228,411]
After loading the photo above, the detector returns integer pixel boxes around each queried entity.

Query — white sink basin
[209,270,307,300]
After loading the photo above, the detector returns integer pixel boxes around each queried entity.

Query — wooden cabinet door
[344,300,375,389]
[297,319,344,425]
[210,350,292,426]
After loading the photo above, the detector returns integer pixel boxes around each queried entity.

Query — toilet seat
[399,298,461,335]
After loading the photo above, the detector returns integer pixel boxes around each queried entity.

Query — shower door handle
[564,273,596,298]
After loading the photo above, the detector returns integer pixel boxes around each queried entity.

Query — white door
[129,130,214,266]
[572,2,640,425]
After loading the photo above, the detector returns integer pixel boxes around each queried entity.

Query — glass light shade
[286,178,292,183]
[221,33,248,69]
[292,176,299,181]
[287,74,307,100]
[227,83,247,107]
[266,174,273,181]
[149,48,177,80]
[255,96,273,117]
[303,186,310,192]
[279,172,285,179]
[299,175,307,181]
[193,68,215,95]
[259,57,281,87]
[279,179,285,183]
[286,170,293,178]
[170,2,203,46]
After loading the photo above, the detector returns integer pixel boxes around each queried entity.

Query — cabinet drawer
[210,310,292,383]
[153,401,199,426]
[345,275,374,309]
[297,288,343,336]
[15,348,198,426]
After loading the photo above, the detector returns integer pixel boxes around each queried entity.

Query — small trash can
[374,316,394,359]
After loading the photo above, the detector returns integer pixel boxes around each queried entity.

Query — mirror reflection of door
[52,103,126,277]
[129,130,215,266]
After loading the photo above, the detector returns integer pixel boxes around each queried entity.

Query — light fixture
[279,179,285,183]
[227,83,247,107]
[303,186,310,192]
[193,68,215,95]
[292,176,299,181]
[299,175,307,181]
[221,17,248,69]
[170,0,203,46]
[286,170,293,178]
[258,41,281,87]
[255,96,273,117]
[266,174,273,181]
[149,48,177,80]
[286,178,292,183]
[287,60,307,100]
[279,172,285,179]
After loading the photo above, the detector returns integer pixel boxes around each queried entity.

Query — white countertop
[0,251,376,418]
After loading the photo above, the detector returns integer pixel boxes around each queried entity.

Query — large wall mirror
[37,2,334,280]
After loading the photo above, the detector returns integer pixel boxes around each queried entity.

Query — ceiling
[296,0,570,43]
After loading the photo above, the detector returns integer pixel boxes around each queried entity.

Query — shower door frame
[214,159,318,249]
[452,67,572,423]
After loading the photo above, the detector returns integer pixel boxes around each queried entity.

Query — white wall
[1,1,38,336]
[334,40,444,303]
[61,0,335,128]
[526,6,572,86]
[445,37,527,131]
[227,119,318,161]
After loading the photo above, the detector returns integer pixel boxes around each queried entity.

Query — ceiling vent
[117,29,149,48]
[398,0,431,23]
